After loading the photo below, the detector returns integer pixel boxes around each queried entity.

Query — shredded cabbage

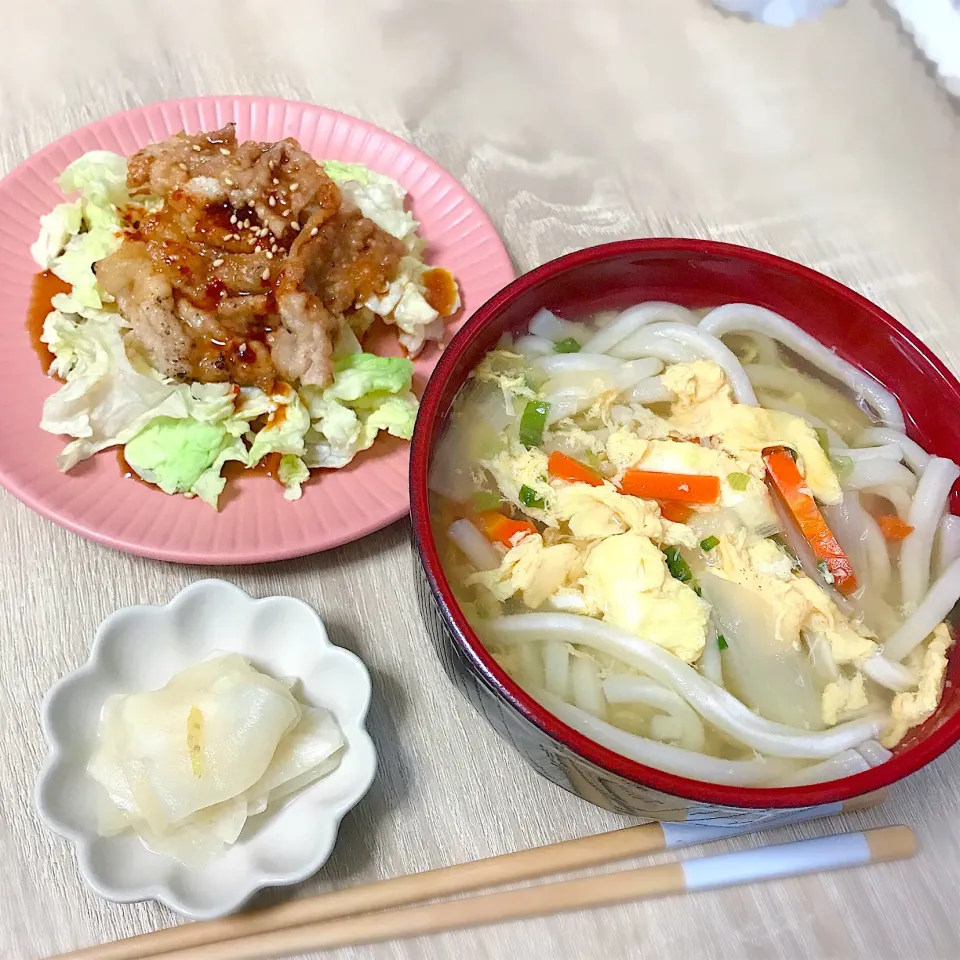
[323,160,457,356]
[300,353,418,469]
[33,151,435,508]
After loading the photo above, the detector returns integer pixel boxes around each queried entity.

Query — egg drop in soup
[428,301,959,786]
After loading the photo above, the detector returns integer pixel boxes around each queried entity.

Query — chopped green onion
[816,558,835,584]
[692,583,703,598]
[519,400,550,449]
[717,633,729,651]
[830,454,853,483]
[519,485,546,509]
[554,337,582,354]
[662,546,693,583]
[472,490,502,512]
[727,472,750,492]
[815,427,830,456]
[784,446,798,462]
[700,535,720,552]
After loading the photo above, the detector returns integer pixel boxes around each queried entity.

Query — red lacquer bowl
[410,238,960,821]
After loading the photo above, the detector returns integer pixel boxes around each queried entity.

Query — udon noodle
[428,301,960,786]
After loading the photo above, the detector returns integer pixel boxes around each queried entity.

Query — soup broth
[428,301,959,786]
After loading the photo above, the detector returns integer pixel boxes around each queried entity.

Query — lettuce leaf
[51,229,124,312]
[325,353,414,402]
[322,160,458,357]
[32,150,134,315]
[120,385,282,507]
[277,455,311,501]
[302,394,418,469]
[122,418,238,497]
[363,254,451,358]
[30,201,83,269]
[189,437,250,508]
[39,306,264,508]
[246,387,311,466]
[363,392,418,439]
[40,310,191,470]
[323,161,417,241]
[57,151,130,208]
[299,352,418,469]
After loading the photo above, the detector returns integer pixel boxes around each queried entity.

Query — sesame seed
[282,209,291,218]
[219,147,231,156]
[266,251,273,260]
[254,245,261,253]
[271,243,278,252]
[192,144,202,152]
[291,221,300,231]
[268,196,276,207]
[272,177,279,185]
[289,182,299,192]
[230,214,237,225]
[261,268,270,281]
[224,177,234,186]
[178,162,188,171]
[242,219,251,229]
[212,258,224,267]
[310,226,319,237]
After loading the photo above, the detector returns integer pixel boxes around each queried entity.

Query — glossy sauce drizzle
[117,449,158,488]
[222,452,284,484]
[27,272,72,375]
[422,267,460,317]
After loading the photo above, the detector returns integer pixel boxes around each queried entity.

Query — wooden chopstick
[52,790,885,960]
[143,824,917,960]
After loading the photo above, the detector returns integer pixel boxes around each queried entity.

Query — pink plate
[0,96,515,564]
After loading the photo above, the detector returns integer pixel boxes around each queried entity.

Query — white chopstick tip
[681,827,914,893]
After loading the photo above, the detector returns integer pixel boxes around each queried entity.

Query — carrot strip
[547,451,603,487]
[877,514,915,541]
[619,469,721,504]
[763,447,858,595]
[476,511,537,547]
[658,501,694,524]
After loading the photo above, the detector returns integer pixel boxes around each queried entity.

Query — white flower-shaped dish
[35,579,376,920]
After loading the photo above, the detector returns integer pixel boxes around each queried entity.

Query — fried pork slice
[94,242,191,380]
[98,124,405,390]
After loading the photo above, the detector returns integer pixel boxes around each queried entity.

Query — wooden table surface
[3,1,960,957]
